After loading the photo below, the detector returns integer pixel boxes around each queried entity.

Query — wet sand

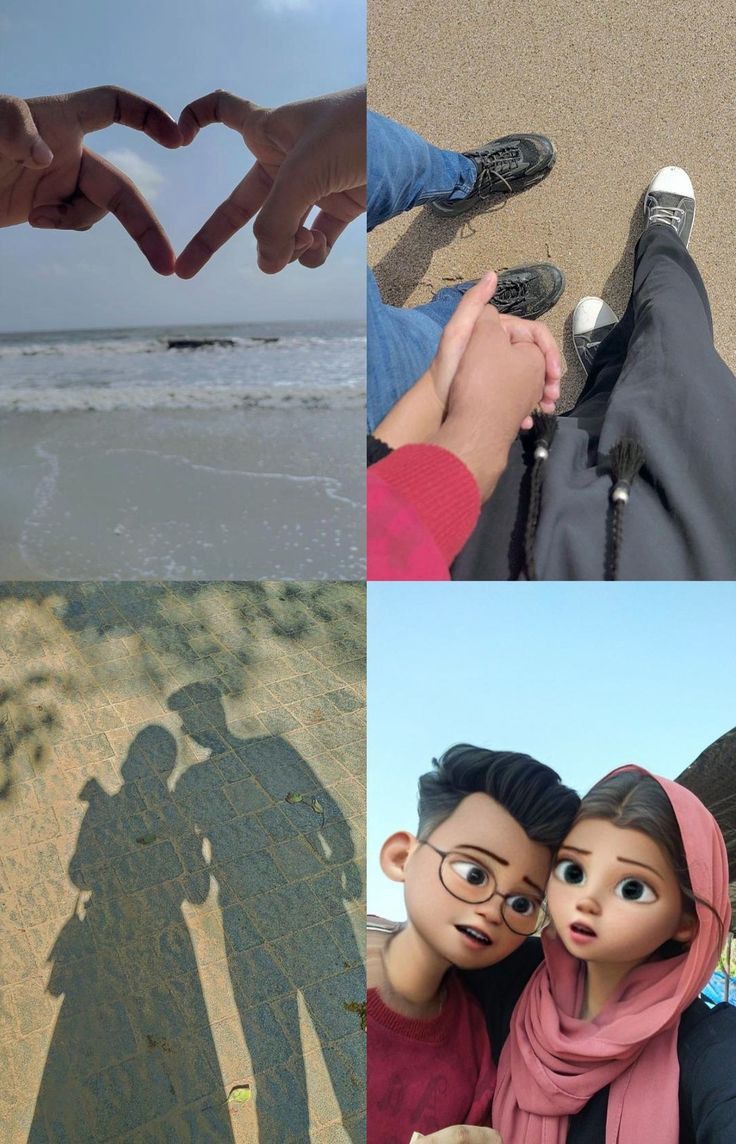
[369,0,736,408]
[0,409,364,579]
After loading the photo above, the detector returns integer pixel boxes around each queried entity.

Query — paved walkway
[0,582,365,1142]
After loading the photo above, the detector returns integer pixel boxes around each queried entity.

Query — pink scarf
[494,765,731,1144]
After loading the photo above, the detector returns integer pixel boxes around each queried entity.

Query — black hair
[417,744,580,849]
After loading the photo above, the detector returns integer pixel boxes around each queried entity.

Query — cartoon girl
[493,765,735,1142]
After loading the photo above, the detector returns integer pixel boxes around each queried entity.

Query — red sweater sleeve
[367,444,481,580]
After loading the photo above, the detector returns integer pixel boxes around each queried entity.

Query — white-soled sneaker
[643,166,695,247]
[572,296,619,375]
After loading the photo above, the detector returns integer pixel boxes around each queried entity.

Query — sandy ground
[0,409,364,580]
[368,0,736,408]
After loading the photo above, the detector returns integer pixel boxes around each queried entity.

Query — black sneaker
[431,133,556,217]
[643,166,695,248]
[484,263,565,320]
[572,296,619,375]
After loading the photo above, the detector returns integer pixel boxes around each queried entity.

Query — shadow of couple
[29,681,365,1142]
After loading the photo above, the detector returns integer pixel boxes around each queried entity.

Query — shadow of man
[169,681,365,1142]
[29,725,235,1143]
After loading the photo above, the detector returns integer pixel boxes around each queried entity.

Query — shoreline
[0,408,364,580]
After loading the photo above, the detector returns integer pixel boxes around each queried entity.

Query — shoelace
[471,145,522,197]
[648,202,686,231]
[494,278,526,305]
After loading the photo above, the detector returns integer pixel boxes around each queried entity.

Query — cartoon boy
[367,744,579,1144]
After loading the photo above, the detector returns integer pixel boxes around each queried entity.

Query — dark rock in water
[249,336,279,343]
[166,337,236,350]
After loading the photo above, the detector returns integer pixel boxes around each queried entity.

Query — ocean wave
[0,382,364,413]
[0,333,366,359]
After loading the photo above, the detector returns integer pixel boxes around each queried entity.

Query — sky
[0,0,366,331]
[367,582,736,919]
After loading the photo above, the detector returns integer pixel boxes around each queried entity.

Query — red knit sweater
[368,970,496,1143]
[367,444,481,580]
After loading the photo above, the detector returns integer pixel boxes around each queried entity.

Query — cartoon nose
[576,895,601,916]
[473,893,504,926]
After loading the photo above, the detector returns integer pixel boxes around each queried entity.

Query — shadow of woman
[170,682,366,1142]
[28,725,235,1142]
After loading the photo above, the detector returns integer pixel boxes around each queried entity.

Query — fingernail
[31,216,55,228]
[31,139,53,166]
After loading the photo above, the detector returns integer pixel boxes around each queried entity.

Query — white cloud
[37,261,68,279]
[102,149,165,201]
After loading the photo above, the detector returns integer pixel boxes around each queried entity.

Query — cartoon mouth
[570,922,596,937]
[456,925,492,946]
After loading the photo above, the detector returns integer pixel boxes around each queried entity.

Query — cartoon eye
[505,894,538,918]
[448,858,490,888]
[615,878,656,903]
[554,859,586,885]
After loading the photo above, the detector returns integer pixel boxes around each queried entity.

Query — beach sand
[369,0,736,408]
[0,408,364,579]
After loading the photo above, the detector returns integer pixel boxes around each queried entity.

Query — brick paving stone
[0,582,366,1142]
[244,881,328,941]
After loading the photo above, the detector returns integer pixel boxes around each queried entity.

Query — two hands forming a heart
[0,84,367,278]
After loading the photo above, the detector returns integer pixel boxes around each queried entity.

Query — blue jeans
[367,112,477,430]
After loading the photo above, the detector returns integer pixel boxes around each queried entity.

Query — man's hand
[431,288,546,500]
[426,272,561,427]
[412,1127,503,1143]
[0,87,182,274]
[175,86,366,278]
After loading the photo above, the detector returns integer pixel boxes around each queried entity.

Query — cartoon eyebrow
[616,857,664,879]
[455,844,545,897]
[558,844,663,880]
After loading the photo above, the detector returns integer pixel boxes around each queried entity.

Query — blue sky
[0,0,365,330]
[367,582,736,918]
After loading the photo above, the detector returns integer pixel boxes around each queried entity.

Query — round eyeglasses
[418,840,547,936]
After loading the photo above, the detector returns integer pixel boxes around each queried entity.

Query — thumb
[0,95,54,167]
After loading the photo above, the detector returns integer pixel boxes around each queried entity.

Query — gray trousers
[453,225,736,580]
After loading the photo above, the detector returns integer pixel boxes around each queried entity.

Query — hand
[176,86,366,277]
[412,1127,503,1143]
[431,285,546,500]
[426,273,561,428]
[0,87,182,274]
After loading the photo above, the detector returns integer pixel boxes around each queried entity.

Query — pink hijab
[493,765,731,1144]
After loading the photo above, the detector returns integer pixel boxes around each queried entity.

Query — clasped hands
[375,272,561,500]
[0,84,367,277]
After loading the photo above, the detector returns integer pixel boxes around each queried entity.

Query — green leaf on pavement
[228,1084,252,1103]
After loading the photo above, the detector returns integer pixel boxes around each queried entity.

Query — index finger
[79,148,175,275]
[178,90,265,145]
[62,85,181,148]
[175,161,273,279]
